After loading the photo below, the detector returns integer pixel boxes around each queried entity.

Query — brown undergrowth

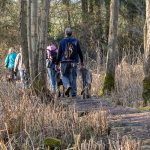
[0,82,109,149]
[0,58,144,149]
[91,59,144,107]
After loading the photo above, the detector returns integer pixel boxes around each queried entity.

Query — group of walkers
[5,27,84,97]
[47,28,84,97]
[5,46,27,89]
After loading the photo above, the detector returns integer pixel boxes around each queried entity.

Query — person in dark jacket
[57,28,84,97]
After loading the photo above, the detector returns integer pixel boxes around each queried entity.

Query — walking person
[56,27,84,97]
[14,46,27,89]
[5,47,17,82]
[46,44,58,94]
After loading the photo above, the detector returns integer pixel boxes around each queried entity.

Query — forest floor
[0,80,150,149]
[60,97,150,150]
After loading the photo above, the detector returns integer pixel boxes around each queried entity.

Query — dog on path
[56,71,65,97]
[79,67,92,99]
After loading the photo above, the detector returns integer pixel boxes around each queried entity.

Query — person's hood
[47,44,57,51]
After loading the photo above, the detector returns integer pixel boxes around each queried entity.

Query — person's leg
[60,63,71,96]
[47,68,56,93]
[70,65,77,97]
[60,63,71,88]
[19,70,24,82]
[10,68,14,82]
[7,69,12,82]
[19,70,26,89]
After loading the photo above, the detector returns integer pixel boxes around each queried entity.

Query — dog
[79,67,92,99]
[56,71,65,97]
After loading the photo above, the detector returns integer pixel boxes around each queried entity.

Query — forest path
[60,97,150,149]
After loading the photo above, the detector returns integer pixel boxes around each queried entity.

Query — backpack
[50,50,57,63]
[64,42,76,60]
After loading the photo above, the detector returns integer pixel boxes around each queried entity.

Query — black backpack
[50,50,57,63]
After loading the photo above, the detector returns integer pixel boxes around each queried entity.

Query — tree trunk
[81,0,89,51]
[81,0,88,23]
[104,0,110,43]
[102,0,119,94]
[95,0,103,72]
[27,0,32,78]
[89,0,93,14]
[142,0,150,106]
[27,0,39,92]
[63,0,71,27]
[20,0,29,74]
[38,0,50,92]
[30,0,39,90]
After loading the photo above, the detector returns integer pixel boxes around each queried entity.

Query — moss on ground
[138,106,150,112]
[101,73,115,95]
[44,137,61,150]
[142,77,150,106]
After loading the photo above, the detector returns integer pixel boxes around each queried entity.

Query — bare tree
[62,0,71,27]
[30,0,38,85]
[26,0,50,93]
[95,0,103,73]
[104,0,110,43]
[102,0,119,94]
[27,0,32,77]
[142,0,150,106]
[38,0,50,92]
[81,0,88,23]
[20,0,29,74]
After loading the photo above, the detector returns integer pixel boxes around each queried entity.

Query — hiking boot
[65,87,71,97]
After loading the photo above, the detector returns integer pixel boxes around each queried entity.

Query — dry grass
[109,135,142,150]
[0,82,109,149]
[115,60,144,107]
[0,57,144,149]
[90,58,144,107]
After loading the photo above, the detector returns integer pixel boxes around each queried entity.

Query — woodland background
[0,0,150,150]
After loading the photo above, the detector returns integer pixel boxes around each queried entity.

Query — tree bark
[27,0,32,78]
[89,0,93,14]
[30,0,39,90]
[142,0,150,106]
[81,0,88,23]
[104,0,110,43]
[102,0,119,94]
[27,0,39,92]
[62,0,71,27]
[20,0,29,74]
[38,0,50,92]
[95,0,103,73]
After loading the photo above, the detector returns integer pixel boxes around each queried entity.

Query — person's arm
[77,40,83,64]
[47,50,51,59]
[5,55,9,68]
[56,42,63,65]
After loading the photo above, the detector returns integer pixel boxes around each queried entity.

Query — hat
[47,44,57,51]
[65,27,72,34]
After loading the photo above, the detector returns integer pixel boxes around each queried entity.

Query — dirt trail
[61,97,150,149]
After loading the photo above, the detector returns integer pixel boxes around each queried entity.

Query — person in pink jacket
[46,44,58,94]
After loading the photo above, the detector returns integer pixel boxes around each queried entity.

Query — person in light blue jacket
[5,47,17,81]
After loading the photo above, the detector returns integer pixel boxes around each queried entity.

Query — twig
[24,129,35,150]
